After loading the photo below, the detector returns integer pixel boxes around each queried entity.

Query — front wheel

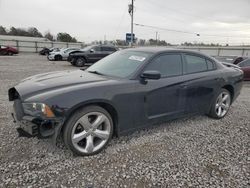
[208,89,231,119]
[55,55,62,61]
[63,106,113,156]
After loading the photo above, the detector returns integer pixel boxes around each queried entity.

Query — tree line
[115,39,223,46]
[0,26,78,43]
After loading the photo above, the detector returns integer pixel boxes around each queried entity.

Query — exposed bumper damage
[9,87,64,144]
[11,114,62,139]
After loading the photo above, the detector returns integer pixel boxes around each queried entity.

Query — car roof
[62,47,80,50]
[125,47,212,58]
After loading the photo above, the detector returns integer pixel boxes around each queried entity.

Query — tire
[63,106,114,156]
[8,51,13,56]
[208,89,231,119]
[55,55,62,61]
[75,57,86,67]
[2,51,8,55]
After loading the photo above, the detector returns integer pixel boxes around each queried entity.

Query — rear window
[185,55,207,74]
[206,59,215,70]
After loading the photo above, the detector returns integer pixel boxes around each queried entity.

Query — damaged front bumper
[11,113,63,139]
[9,88,64,144]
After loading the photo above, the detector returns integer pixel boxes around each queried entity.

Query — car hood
[8,46,18,51]
[49,51,60,55]
[14,70,109,100]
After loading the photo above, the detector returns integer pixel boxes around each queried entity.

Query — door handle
[180,84,188,89]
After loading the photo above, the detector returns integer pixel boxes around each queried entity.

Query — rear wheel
[208,89,231,119]
[63,106,113,156]
[75,57,86,67]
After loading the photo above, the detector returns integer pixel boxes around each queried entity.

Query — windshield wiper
[88,70,104,75]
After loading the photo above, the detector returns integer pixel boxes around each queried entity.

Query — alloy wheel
[215,91,231,117]
[71,112,111,154]
[76,58,84,67]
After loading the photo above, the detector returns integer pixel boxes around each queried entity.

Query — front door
[135,53,186,125]
[88,46,103,63]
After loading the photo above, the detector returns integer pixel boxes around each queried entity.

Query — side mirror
[90,49,94,53]
[141,70,161,80]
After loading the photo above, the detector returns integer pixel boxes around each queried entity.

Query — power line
[135,7,187,24]
[134,23,199,36]
[114,5,127,39]
[144,0,215,22]
[134,23,250,39]
[143,0,250,30]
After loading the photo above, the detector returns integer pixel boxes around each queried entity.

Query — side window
[93,46,101,51]
[108,47,116,52]
[101,47,109,51]
[206,59,214,70]
[241,60,250,67]
[185,54,207,74]
[144,54,182,77]
[102,47,116,52]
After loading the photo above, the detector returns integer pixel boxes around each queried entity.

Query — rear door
[181,53,220,114]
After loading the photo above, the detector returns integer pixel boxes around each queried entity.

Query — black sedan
[68,45,118,67]
[8,48,243,156]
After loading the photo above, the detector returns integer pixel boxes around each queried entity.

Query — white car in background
[47,47,80,61]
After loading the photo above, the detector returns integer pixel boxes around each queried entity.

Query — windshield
[87,50,152,78]
[81,46,94,51]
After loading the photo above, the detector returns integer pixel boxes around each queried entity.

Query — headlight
[22,103,55,118]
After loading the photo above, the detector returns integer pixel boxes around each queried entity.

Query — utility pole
[156,31,158,45]
[128,0,134,47]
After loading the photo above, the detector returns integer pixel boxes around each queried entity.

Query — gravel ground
[0,54,249,188]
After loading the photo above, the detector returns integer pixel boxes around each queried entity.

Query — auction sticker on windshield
[129,55,146,62]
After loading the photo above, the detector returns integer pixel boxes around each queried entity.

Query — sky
[0,0,250,45]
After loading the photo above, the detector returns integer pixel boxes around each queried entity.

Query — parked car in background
[68,45,118,67]
[39,47,60,55]
[214,56,247,64]
[9,48,243,156]
[39,47,50,55]
[47,47,80,61]
[0,45,18,55]
[237,59,250,80]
